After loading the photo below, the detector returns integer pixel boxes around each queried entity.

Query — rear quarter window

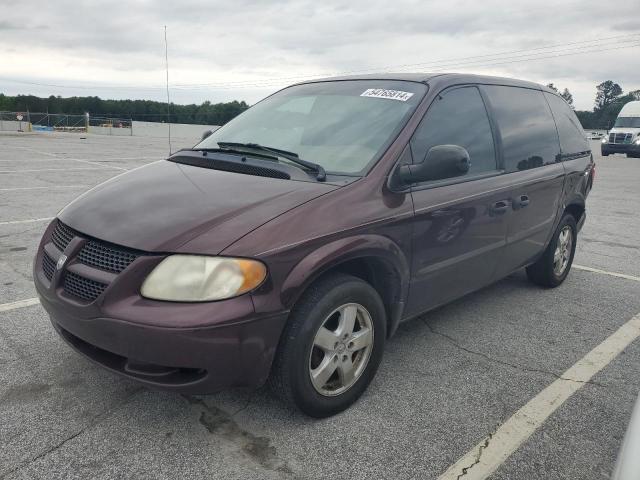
[484,86,560,172]
[544,92,590,156]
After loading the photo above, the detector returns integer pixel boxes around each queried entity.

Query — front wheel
[269,273,386,417]
[526,213,577,287]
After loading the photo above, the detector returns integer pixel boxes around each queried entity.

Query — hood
[609,127,640,136]
[59,160,338,254]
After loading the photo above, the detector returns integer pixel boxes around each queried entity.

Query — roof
[296,72,551,92]
[618,101,640,117]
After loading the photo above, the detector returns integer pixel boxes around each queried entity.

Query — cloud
[0,0,638,110]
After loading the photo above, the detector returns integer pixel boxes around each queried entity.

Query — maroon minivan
[34,74,594,417]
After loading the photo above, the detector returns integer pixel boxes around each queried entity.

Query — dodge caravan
[34,74,594,417]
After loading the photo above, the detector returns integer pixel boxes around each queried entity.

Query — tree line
[547,81,640,130]
[0,93,249,126]
[1,79,639,129]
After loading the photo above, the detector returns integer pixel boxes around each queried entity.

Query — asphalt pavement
[1,132,638,479]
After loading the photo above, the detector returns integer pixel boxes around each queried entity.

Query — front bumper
[601,143,640,155]
[39,293,288,394]
[34,220,289,394]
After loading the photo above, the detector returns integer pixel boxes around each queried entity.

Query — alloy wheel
[309,303,374,396]
[553,225,573,276]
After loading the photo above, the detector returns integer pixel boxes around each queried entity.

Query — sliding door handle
[491,200,510,215]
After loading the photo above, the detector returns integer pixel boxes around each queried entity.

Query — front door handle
[516,195,530,208]
[491,200,510,215]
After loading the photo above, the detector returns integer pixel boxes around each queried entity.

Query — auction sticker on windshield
[360,88,414,101]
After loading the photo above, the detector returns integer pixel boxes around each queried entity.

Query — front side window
[410,86,497,180]
[484,86,559,172]
[197,80,427,175]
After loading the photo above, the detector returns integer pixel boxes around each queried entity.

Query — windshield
[614,117,640,128]
[196,80,427,175]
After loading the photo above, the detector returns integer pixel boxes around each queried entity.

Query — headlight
[141,255,267,302]
[635,138,640,145]
[601,137,608,143]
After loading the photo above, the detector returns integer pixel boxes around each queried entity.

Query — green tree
[560,88,574,108]
[594,80,622,111]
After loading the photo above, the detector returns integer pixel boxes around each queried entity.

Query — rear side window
[544,93,590,156]
[410,86,497,178]
[484,86,559,172]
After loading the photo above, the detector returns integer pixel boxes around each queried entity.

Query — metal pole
[164,25,172,155]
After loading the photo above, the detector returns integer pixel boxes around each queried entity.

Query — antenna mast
[164,25,172,155]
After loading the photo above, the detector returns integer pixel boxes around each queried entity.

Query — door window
[544,93,590,156]
[410,86,497,180]
[484,86,559,172]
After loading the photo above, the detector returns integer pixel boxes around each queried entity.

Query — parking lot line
[0,217,53,226]
[0,167,118,173]
[438,311,640,480]
[0,298,40,313]
[574,264,640,283]
[2,145,128,171]
[0,185,90,192]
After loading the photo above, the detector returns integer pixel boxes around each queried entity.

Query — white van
[601,100,640,158]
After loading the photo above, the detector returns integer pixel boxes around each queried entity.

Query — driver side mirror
[398,145,471,184]
[201,130,214,141]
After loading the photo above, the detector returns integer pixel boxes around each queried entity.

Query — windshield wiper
[217,142,326,181]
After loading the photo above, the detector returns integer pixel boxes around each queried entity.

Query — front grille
[609,132,633,144]
[63,271,108,301]
[78,240,140,273]
[42,252,55,281]
[44,220,147,302]
[51,221,75,252]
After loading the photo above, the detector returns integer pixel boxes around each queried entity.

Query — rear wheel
[526,214,577,287]
[269,273,386,417]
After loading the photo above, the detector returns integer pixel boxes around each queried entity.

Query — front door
[405,85,510,317]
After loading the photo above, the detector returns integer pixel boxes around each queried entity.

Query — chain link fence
[0,111,132,135]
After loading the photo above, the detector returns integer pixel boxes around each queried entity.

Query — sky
[0,0,639,111]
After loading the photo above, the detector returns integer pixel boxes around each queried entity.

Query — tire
[269,273,386,417]
[526,213,577,288]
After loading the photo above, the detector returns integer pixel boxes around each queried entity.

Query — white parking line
[0,217,53,226]
[0,167,118,173]
[0,298,40,313]
[438,311,640,480]
[65,157,128,171]
[0,185,89,192]
[3,145,128,171]
[574,264,640,283]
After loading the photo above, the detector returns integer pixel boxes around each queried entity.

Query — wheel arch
[281,235,410,338]
[564,200,585,225]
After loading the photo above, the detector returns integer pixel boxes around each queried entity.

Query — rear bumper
[38,288,289,394]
